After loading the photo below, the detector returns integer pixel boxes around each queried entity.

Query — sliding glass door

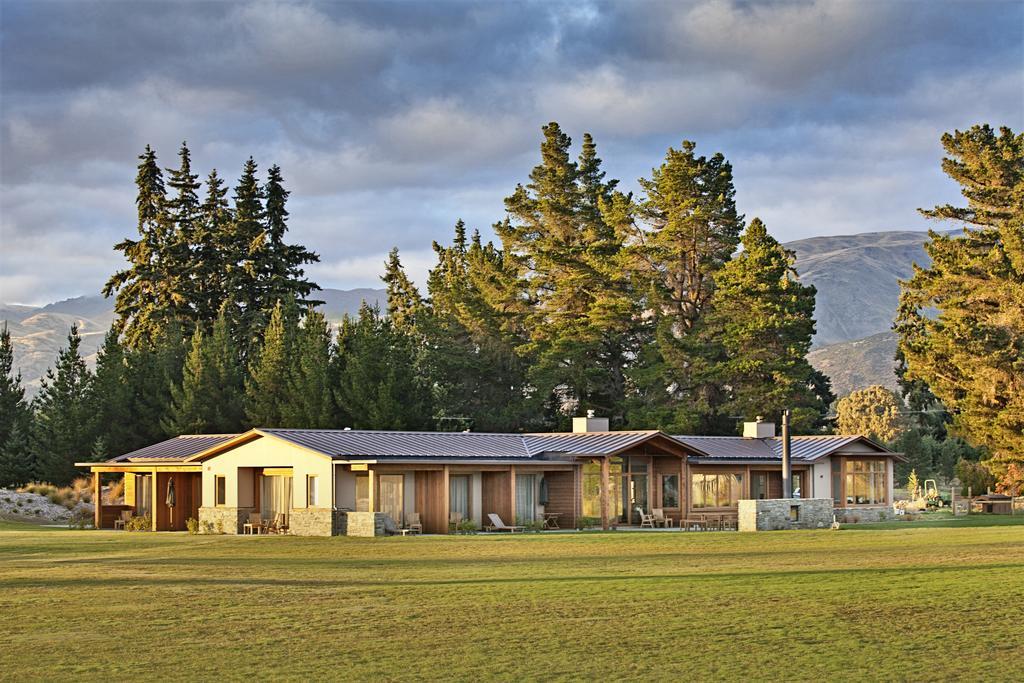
[260,475,292,521]
[378,474,404,526]
[515,474,537,522]
[449,475,470,523]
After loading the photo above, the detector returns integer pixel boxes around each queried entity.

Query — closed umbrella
[165,477,176,530]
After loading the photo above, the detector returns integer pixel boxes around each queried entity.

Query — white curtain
[515,474,536,522]
[450,476,470,521]
[261,476,292,520]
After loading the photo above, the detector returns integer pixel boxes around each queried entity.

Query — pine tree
[382,248,424,332]
[283,309,337,429]
[123,325,186,449]
[193,169,233,322]
[896,124,1024,485]
[705,218,830,432]
[164,328,219,434]
[499,123,634,423]
[88,328,136,456]
[164,141,202,322]
[244,300,299,427]
[0,324,34,487]
[334,304,432,430]
[104,145,172,348]
[623,140,744,433]
[31,326,94,484]
[257,164,321,312]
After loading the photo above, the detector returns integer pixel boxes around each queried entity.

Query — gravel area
[0,487,93,523]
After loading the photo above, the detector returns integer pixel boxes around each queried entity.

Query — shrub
[576,516,599,530]
[125,513,152,532]
[68,507,94,529]
[105,478,125,505]
[455,519,478,534]
[185,517,199,535]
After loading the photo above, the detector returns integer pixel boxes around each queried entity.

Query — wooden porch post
[600,456,610,531]
[92,471,102,529]
[367,469,376,512]
[151,468,158,531]
[442,465,450,533]
[509,466,516,523]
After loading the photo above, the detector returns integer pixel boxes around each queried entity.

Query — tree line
[0,127,834,485]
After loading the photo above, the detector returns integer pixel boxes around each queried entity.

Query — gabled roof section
[674,434,894,462]
[522,431,692,457]
[260,429,534,460]
[110,434,239,463]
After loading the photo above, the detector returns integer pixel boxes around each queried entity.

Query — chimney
[572,410,610,433]
[742,416,776,439]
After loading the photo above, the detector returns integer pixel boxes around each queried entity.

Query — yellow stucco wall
[200,435,334,510]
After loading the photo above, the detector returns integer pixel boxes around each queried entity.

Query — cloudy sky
[1,0,1021,305]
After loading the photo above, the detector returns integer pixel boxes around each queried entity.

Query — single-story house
[78,417,902,535]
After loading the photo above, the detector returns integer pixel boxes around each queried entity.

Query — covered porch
[88,465,202,531]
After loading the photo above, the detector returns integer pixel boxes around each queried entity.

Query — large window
[845,459,887,505]
[260,475,292,521]
[691,473,743,509]
[379,474,404,525]
[450,475,470,522]
[582,460,623,518]
[661,475,679,508]
[307,475,318,507]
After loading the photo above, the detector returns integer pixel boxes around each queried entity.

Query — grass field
[1,519,1022,681]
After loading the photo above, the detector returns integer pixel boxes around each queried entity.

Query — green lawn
[1,521,1022,681]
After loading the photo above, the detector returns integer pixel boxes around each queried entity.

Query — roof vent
[742,417,776,439]
[573,412,610,433]
[343,427,352,431]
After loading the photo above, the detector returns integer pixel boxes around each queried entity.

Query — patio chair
[485,513,524,532]
[266,513,287,534]
[242,511,263,535]
[637,507,656,529]
[406,512,423,535]
[113,509,133,530]
[449,511,463,532]
[652,508,673,528]
[680,517,705,531]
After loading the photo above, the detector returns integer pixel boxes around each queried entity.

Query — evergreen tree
[0,324,34,486]
[164,328,220,434]
[31,326,94,484]
[334,304,432,430]
[88,328,136,456]
[245,300,299,427]
[705,219,829,432]
[382,248,425,332]
[623,140,744,433]
[164,141,202,321]
[896,124,1024,484]
[426,222,537,431]
[193,169,233,322]
[227,157,267,352]
[124,325,186,449]
[283,309,337,429]
[499,123,634,423]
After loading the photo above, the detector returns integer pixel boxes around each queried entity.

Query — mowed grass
[1,521,1022,681]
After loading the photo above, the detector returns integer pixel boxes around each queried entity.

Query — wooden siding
[414,470,447,534]
[653,456,685,516]
[542,470,576,529]
[152,472,200,531]
[481,470,512,523]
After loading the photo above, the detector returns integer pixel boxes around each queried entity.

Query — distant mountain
[807,332,899,399]
[1,288,384,396]
[784,230,935,348]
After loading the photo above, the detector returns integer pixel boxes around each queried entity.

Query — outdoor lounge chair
[113,510,133,530]
[405,512,423,535]
[652,508,672,528]
[485,513,524,532]
[637,507,656,529]
[243,512,264,535]
[267,513,287,534]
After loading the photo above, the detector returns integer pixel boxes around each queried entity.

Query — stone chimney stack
[742,416,776,438]
[572,410,610,433]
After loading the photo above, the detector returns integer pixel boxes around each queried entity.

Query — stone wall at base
[738,498,834,531]
[833,506,892,524]
[335,511,387,537]
[198,506,251,534]
[288,507,334,536]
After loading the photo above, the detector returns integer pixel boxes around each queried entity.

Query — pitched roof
[261,429,533,459]
[111,434,239,462]
[673,435,876,462]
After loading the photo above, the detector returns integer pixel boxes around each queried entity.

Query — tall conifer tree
[245,299,299,427]
[0,324,34,486]
[283,309,336,429]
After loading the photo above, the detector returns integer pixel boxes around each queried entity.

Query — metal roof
[673,435,873,462]
[112,434,239,462]
[262,429,534,459]
[522,431,672,457]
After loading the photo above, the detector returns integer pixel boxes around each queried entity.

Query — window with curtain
[379,475,404,525]
[355,475,369,512]
[690,473,743,509]
[661,475,679,508]
[581,460,623,518]
[307,475,318,507]
[845,459,887,505]
[137,474,152,515]
[449,475,470,522]
[515,474,537,522]
[260,475,292,521]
